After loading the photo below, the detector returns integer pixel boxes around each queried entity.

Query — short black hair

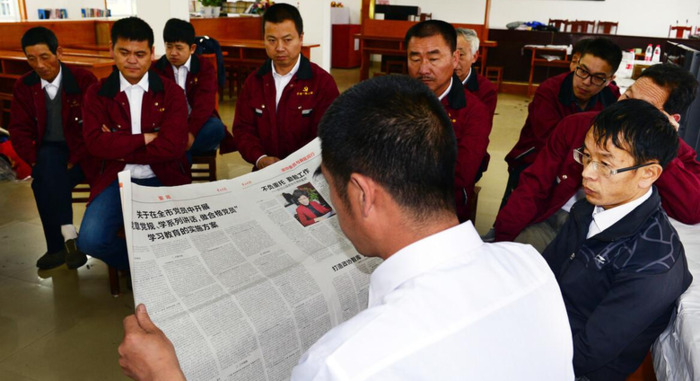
[292,189,309,203]
[580,37,623,73]
[405,20,457,52]
[638,63,699,115]
[163,18,195,46]
[111,16,154,49]
[572,38,592,56]
[592,99,679,168]
[262,3,303,36]
[319,75,457,220]
[21,27,59,55]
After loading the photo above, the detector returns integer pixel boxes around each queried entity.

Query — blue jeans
[189,116,226,159]
[32,142,84,253]
[78,177,161,270]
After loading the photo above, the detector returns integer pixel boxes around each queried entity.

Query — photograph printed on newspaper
[118,138,381,381]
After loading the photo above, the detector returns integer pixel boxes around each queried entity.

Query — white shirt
[256,55,303,167]
[461,68,472,86]
[292,222,575,381]
[172,57,192,115]
[172,56,191,90]
[272,54,301,108]
[438,77,453,101]
[119,72,156,179]
[41,66,62,100]
[587,188,653,239]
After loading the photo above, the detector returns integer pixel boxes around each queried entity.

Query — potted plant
[199,0,223,18]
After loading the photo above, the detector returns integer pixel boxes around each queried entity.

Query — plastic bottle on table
[644,44,653,62]
[652,45,661,63]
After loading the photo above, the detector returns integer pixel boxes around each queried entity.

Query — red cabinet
[332,24,361,68]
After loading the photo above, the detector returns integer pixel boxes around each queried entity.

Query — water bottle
[644,44,653,62]
[652,45,661,63]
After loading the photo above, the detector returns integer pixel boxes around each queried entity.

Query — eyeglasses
[574,66,610,86]
[572,148,657,177]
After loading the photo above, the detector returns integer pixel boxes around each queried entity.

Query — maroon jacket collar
[23,62,82,95]
[445,74,467,110]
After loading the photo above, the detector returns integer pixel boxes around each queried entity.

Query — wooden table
[357,35,497,80]
[62,47,112,58]
[524,45,570,96]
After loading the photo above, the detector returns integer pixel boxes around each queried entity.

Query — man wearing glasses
[501,37,621,208]
[542,99,692,381]
[494,63,700,251]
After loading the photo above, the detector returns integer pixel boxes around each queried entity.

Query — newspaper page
[119,138,381,381]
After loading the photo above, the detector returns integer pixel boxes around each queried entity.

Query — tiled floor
[0,67,531,380]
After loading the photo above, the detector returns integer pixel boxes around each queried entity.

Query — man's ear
[349,173,376,218]
[56,46,63,60]
[472,50,479,64]
[451,49,459,69]
[639,163,663,188]
[190,44,197,55]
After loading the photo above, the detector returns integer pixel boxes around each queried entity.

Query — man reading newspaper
[118,75,574,380]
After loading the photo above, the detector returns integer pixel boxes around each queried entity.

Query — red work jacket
[82,69,190,201]
[9,63,98,179]
[495,111,700,241]
[505,71,619,171]
[231,55,339,167]
[441,76,493,221]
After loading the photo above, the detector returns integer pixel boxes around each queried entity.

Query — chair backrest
[195,36,226,87]
[569,20,595,34]
[200,53,219,112]
[669,25,693,38]
[548,18,568,32]
[596,21,618,35]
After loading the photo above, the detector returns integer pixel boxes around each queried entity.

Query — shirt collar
[119,71,149,93]
[172,56,192,73]
[368,222,482,307]
[40,66,62,90]
[590,187,653,235]
[438,77,454,101]
[461,68,472,87]
[272,54,301,79]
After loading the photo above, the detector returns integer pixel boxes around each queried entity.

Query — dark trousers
[498,161,530,210]
[31,142,84,253]
[78,177,161,270]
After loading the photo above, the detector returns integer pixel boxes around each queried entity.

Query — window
[0,0,19,21]
[106,0,135,17]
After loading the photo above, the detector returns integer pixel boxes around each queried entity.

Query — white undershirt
[40,66,62,100]
[587,188,653,239]
[120,72,155,179]
[172,56,192,114]
[271,55,301,108]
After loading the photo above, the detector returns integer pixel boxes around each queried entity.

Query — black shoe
[64,238,87,269]
[36,250,66,270]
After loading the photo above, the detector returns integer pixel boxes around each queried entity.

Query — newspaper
[119,138,381,381]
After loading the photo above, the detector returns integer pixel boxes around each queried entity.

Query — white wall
[379,0,699,38]
[134,0,190,55]
[279,0,332,71]
[25,0,105,21]
[490,0,700,37]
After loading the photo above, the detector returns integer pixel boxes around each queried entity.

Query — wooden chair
[71,183,121,297]
[596,21,619,35]
[669,25,693,38]
[548,18,568,32]
[568,20,595,34]
[485,66,503,92]
[191,151,218,182]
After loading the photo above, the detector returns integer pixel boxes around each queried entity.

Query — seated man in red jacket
[78,17,190,270]
[495,63,700,252]
[406,20,492,222]
[9,27,97,270]
[501,37,622,208]
[231,3,339,170]
[455,28,498,121]
[152,18,225,159]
